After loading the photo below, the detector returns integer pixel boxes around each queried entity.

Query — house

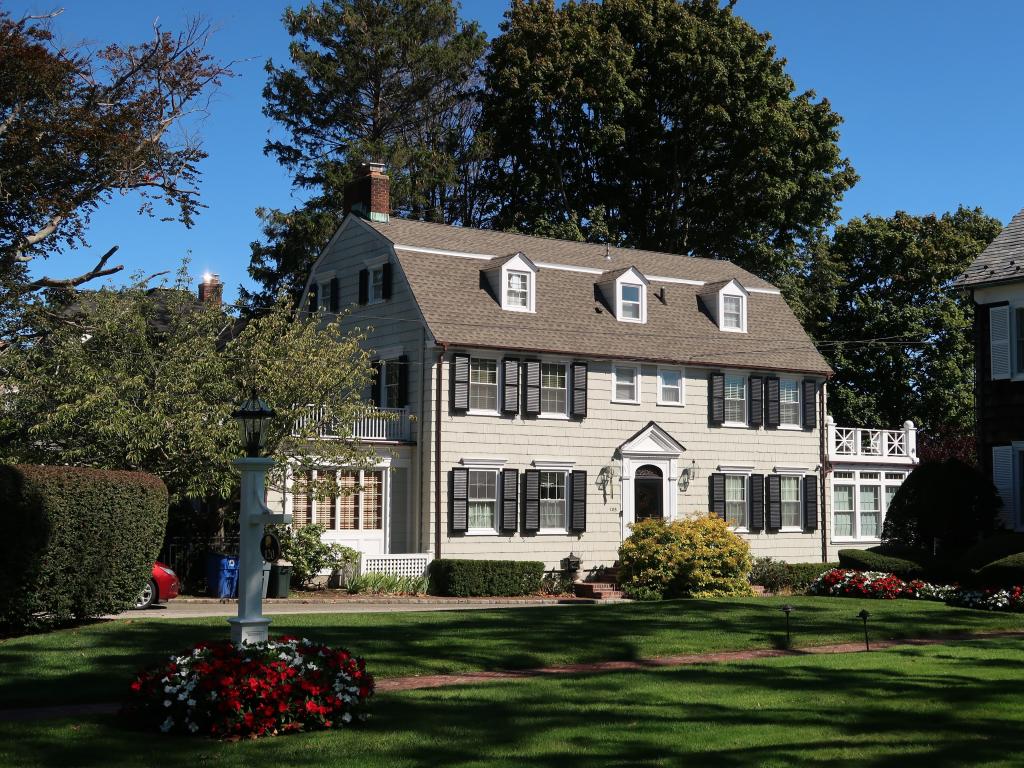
[955,209,1024,530]
[268,164,917,576]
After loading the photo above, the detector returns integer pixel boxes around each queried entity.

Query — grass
[3,596,1024,710]
[4,637,1024,767]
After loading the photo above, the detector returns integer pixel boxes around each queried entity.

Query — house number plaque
[259,532,281,562]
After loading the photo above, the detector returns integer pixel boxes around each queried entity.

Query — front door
[634,465,664,521]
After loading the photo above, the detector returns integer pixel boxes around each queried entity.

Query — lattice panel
[361,554,431,578]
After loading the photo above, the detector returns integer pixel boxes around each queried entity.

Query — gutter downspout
[819,380,829,563]
[434,343,447,560]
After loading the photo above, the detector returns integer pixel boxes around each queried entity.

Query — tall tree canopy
[803,207,1002,432]
[479,0,857,279]
[245,0,486,307]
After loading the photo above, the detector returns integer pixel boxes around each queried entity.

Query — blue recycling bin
[206,553,239,598]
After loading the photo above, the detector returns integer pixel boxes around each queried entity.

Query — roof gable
[955,209,1024,288]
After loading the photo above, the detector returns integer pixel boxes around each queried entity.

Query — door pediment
[618,421,685,457]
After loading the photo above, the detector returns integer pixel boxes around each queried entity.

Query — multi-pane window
[620,284,642,321]
[292,469,384,532]
[724,374,746,423]
[884,472,906,511]
[833,472,855,537]
[614,365,639,402]
[780,379,800,426]
[362,471,383,530]
[370,267,385,302]
[469,358,499,411]
[539,471,567,530]
[338,471,359,529]
[781,476,802,528]
[291,470,312,526]
[659,368,682,404]
[723,295,743,330]
[833,470,901,540]
[541,363,567,415]
[725,475,747,528]
[384,359,402,408]
[859,472,881,539]
[468,470,498,530]
[507,271,530,309]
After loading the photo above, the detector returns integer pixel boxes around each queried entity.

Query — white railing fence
[828,417,917,462]
[293,405,412,442]
[360,553,431,578]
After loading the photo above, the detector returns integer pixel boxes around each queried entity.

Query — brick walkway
[5,630,1023,722]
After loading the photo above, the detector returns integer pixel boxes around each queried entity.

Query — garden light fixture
[858,609,871,651]
[779,604,794,648]
[563,552,582,573]
[232,391,276,457]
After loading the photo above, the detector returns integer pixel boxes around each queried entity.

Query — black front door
[634,465,664,521]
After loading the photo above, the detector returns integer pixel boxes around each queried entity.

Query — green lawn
[4,638,1024,767]
[3,596,1024,710]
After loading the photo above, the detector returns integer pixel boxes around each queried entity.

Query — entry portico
[618,422,686,535]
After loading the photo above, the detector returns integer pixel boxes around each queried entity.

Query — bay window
[832,469,906,541]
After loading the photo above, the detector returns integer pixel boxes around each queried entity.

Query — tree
[244,0,486,307]
[478,0,857,280]
[0,10,232,295]
[804,207,1002,432]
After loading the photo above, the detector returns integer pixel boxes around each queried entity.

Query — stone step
[573,582,624,600]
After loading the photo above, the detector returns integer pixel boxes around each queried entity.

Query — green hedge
[977,552,1024,588]
[959,534,1024,573]
[0,465,168,630]
[749,558,839,592]
[786,562,841,591]
[837,547,926,579]
[428,559,544,597]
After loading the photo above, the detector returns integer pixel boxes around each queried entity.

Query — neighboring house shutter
[993,446,1014,523]
[766,475,782,530]
[382,262,393,300]
[990,305,1012,380]
[451,354,470,412]
[803,474,819,532]
[570,470,587,532]
[709,473,725,517]
[524,469,540,532]
[802,380,817,429]
[571,362,588,418]
[523,360,541,415]
[329,277,339,312]
[748,375,764,427]
[358,269,369,305]
[451,468,468,533]
[369,360,381,407]
[709,373,725,426]
[309,283,319,313]
[765,377,781,428]
[501,468,519,532]
[502,359,520,414]
[395,354,409,408]
[749,474,765,531]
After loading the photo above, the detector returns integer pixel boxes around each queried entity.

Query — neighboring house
[268,164,917,575]
[955,209,1024,530]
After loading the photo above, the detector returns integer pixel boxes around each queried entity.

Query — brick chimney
[343,162,390,222]
[198,272,223,304]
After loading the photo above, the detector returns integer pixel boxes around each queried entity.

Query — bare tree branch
[28,245,122,289]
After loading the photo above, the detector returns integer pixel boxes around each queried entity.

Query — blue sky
[10,1,1024,302]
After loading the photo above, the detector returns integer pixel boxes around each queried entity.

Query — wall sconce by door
[677,459,698,492]
[597,464,618,502]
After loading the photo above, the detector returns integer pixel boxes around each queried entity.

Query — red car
[134,562,181,609]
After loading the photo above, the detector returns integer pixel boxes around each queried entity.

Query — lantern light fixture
[231,391,276,457]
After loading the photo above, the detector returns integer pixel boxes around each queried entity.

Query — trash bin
[268,560,293,599]
[206,553,238,598]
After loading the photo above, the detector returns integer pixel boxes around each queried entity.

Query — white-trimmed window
[725,474,747,529]
[539,471,568,530]
[658,367,683,405]
[469,358,499,412]
[613,365,640,403]
[833,472,855,537]
[370,267,385,303]
[620,284,643,322]
[541,363,568,415]
[832,469,904,541]
[884,472,906,511]
[781,475,802,528]
[859,472,881,539]
[467,469,498,531]
[724,374,746,424]
[507,271,530,309]
[779,379,800,426]
[723,295,744,330]
[295,468,384,532]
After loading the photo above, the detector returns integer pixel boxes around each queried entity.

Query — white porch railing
[293,405,413,442]
[827,417,917,465]
[360,553,431,578]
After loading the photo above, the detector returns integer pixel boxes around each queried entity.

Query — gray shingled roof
[364,218,831,375]
[955,209,1024,288]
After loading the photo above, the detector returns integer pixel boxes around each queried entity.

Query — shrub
[750,557,789,593]
[838,547,927,580]
[0,465,168,630]
[123,636,373,738]
[271,524,359,588]
[977,552,1024,588]
[345,573,428,595]
[785,562,841,591]
[540,571,576,595]
[958,534,1024,573]
[619,515,753,600]
[428,559,544,597]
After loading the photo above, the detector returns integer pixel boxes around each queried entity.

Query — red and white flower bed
[123,636,373,738]
[809,569,953,601]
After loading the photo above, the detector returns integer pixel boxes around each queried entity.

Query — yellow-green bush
[618,515,753,600]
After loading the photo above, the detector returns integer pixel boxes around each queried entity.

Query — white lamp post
[227,393,291,645]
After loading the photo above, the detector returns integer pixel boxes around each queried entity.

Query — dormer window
[698,278,749,333]
[507,271,530,309]
[723,295,743,330]
[598,266,649,324]
[620,284,642,321]
[483,251,538,313]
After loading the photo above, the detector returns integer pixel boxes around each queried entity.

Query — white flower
[188,722,199,733]
[187,699,196,707]
[160,717,174,733]
[163,700,172,708]
[342,712,352,723]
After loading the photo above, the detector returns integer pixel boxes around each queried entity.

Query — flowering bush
[123,636,373,738]
[809,568,953,601]
[947,586,1024,612]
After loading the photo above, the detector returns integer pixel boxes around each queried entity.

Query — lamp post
[858,609,871,652]
[227,393,291,645]
[780,604,794,648]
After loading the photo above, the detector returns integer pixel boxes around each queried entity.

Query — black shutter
[368,360,381,406]
[329,277,339,312]
[452,354,470,412]
[749,375,764,428]
[523,360,541,415]
[502,359,520,414]
[382,262,393,300]
[570,470,587,531]
[766,475,782,530]
[709,373,725,425]
[571,362,588,418]
[749,474,765,531]
[358,269,369,305]
[803,474,819,531]
[709,473,725,517]
[395,354,409,408]
[524,469,540,532]
[501,469,519,532]
[451,468,468,533]
[765,377,780,428]
[309,283,319,313]
[802,379,817,429]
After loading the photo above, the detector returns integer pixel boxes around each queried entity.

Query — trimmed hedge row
[428,558,544,597]
[0,465,168,630]
[749,558,840,593]
[978,552,1024,588]
[959,534,1024,574]
[837,547,927,580]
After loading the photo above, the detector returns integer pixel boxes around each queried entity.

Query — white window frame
[724,473,749,532]
[538,469,569,533]
[299,468,386,533]
[612,364,641,404]
[723,373,747,426]
[618,282,645,324]
[539,360,570,418]
[466,467,500,535]
[717,281,748,333]
[779,378,801,428]
[318,280,332,313]
[506,270,531,311]
[779,474,803,531]
[831,469,907,542]
[467,357,500,415]
[657,366,685,406]
[495,253,537,313]
[370,266,385,304]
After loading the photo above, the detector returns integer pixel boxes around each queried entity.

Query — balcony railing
[293,405,413,443]
[827,417,917,464]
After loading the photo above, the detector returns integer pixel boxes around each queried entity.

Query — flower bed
[123,636,373,738]
[809,568,953,601]
[947,586,1024,611]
